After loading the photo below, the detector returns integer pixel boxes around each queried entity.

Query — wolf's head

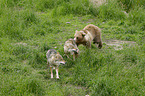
[69,48,79,55]
[55,53,66,65]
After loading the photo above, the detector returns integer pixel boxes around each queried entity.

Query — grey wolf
[64,39,79,61]
[74,24,102,49]
[46,49,66,79]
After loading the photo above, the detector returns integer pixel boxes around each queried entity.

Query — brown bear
[74,24,102,49]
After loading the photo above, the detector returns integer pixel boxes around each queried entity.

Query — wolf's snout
[73,49,79,54]
[60,61,66,65]
[76,49,79,53]
[61,62,65,64]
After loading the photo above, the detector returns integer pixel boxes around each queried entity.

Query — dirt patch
[89,0,106,7]
[104,40,136,50]
[14,42,27,46]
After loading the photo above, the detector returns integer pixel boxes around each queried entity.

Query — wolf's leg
[66,55,70,58]
[56,67,59,79]
[75,53,78,58]
[50,67,53,78]
[64,54,70,58]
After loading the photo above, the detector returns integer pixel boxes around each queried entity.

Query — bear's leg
[86,41,91,48]
[93,37,98,44]
[93,37,102,49]
[98,41,102,49]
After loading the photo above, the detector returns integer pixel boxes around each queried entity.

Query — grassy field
[0,0,145,95]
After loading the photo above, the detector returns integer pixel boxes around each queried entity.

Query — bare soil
[104,40,136,50]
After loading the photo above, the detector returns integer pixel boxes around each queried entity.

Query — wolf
[46,49,66,79]
[74,24,102,49]
[64,39,79,61]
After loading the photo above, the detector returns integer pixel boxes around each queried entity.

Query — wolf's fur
[46,49,65,79]
[74,24,102,48]
[64,39,79,61]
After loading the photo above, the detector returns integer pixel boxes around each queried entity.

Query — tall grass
[117,0,145,12]
[94,0,127,21]
[0,8,38,39]
[128,6,145,25]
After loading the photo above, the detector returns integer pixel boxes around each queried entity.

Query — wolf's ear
[75,30,78,33]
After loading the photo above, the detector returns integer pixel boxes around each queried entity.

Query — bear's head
[74,30,85,41]
[74,30,87,44]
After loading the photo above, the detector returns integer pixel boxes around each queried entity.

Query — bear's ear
[83,30,88,34]
[82,32,86,37]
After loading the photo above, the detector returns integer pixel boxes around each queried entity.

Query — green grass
[0,0,145,95]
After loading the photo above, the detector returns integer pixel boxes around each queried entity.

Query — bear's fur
[74,24,102,48]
